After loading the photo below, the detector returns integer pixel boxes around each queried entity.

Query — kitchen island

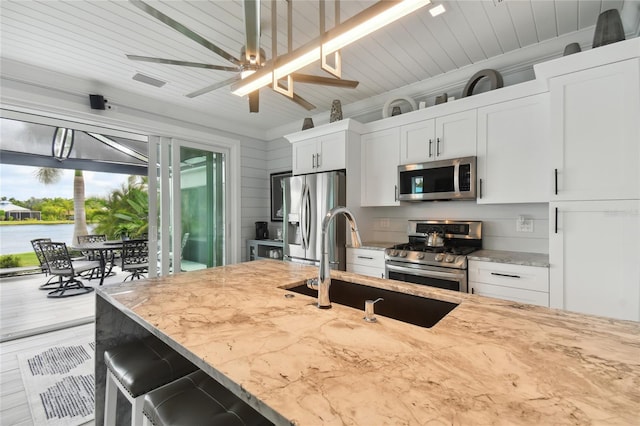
[95,260,640,425]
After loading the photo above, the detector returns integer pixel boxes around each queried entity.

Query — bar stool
[104,336,198,426]
[142,370,273,426]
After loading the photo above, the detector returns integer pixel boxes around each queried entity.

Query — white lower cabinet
[347,248,386,279]
[468,260,549,307]
[549,200,640,322]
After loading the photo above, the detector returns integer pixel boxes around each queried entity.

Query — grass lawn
[2,252,39,267]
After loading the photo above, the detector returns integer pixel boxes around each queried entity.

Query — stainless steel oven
[386,261,467,292]
[385,220,482,293]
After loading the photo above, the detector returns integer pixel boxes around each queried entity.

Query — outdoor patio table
[71,240,123,286]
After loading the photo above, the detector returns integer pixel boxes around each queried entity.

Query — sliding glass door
[178,145,225,270]
[153,138,228,275]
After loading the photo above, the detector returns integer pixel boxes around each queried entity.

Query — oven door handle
[385,262,465,279]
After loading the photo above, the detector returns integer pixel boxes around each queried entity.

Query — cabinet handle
[491,272,521,279]
[394,184,398,202]
[428,139,433,157]
[317,152,321,167]
[381,272,385,279]
[436,137,441,156]
[471,288,475,294]
[554,169,558,195]
[479,178,483,199]
[554,207,558,234]
[357,256,374,260]
[312,153,316,168]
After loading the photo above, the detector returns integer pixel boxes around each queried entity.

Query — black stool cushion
[143,370,273,426]
[104,336,197,397]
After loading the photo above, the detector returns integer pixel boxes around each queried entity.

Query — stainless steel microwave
[397,156,476,201]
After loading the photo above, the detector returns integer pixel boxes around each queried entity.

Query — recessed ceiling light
[132,73,166,88]
[429,4,446,17]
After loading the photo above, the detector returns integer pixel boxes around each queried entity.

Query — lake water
[0,224,81,254]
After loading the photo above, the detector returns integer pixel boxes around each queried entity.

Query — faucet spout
[314,206,362,309]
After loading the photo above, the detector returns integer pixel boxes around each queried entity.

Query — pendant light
[52,127,74,161]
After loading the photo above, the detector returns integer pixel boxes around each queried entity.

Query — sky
[0,164,131,201]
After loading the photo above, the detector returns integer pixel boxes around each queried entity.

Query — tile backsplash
[360,201,549,254]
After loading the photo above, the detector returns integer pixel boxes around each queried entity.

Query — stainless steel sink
[284,279,458,328]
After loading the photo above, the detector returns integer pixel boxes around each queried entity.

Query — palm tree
[35,167,89,243]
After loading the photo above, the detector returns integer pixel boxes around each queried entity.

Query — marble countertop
[346,241,395,250]
[468,249,550,267]
[98,260,639,425]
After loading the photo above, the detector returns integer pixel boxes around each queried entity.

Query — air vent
[132,73,166,87]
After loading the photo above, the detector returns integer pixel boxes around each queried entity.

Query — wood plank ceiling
[0,1,637,135]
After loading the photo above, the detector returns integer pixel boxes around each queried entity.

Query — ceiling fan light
[322,0,431,54]
[240,69,256,79]
[232,0,430,98]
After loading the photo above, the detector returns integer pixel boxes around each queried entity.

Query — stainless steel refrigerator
[282,170,346,269]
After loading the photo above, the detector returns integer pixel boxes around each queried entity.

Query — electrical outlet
[379,218,390,229]
[516,216,534,233]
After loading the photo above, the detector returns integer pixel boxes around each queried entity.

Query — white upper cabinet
[477,93,550,204]
[291,131,347,175]
[436,110,477,160]
[399,110,476,165]
[549,59,640,201]
[361,128,401,207]
[399,120,435,164]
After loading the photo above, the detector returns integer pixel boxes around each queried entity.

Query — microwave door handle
[453,162,460,193]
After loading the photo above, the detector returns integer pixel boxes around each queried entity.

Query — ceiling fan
[127,0,359,113]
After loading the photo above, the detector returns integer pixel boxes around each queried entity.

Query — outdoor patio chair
[77,234,115,278]
[39,241,97,298]
[30,238,59,290]
[121,239,149,281]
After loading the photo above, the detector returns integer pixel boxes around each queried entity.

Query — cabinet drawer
[347,264,385,279]
[470,281,549,307]
[347,248,385,267]
[468,260,549,292]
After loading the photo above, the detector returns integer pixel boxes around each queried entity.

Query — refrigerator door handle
[300,183,311,250]
[304,184,312,250]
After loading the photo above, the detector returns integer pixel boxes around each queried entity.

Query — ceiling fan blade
[127,55,240,72]
[186,76,241,98]
[129,0,242,66]
[248,91,259,113]
[243,0,260,63]
[288,93,316,111]
[291,73,359,89]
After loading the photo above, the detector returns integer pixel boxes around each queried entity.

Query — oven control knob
[445,254,455,263]
[389,250,398,257]
[434,253,445,262]
[399,251,408,258]
[416,253,425,260]
[456,256,465,264]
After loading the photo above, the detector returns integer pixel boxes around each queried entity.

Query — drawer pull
[357,256,374,260]
[491,272,521,279]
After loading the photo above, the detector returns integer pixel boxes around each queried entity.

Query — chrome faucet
[307,206,362,308]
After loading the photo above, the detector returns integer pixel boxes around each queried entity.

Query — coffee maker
[255,221,269,240]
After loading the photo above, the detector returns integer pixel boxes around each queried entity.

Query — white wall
[240,139,270,261]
